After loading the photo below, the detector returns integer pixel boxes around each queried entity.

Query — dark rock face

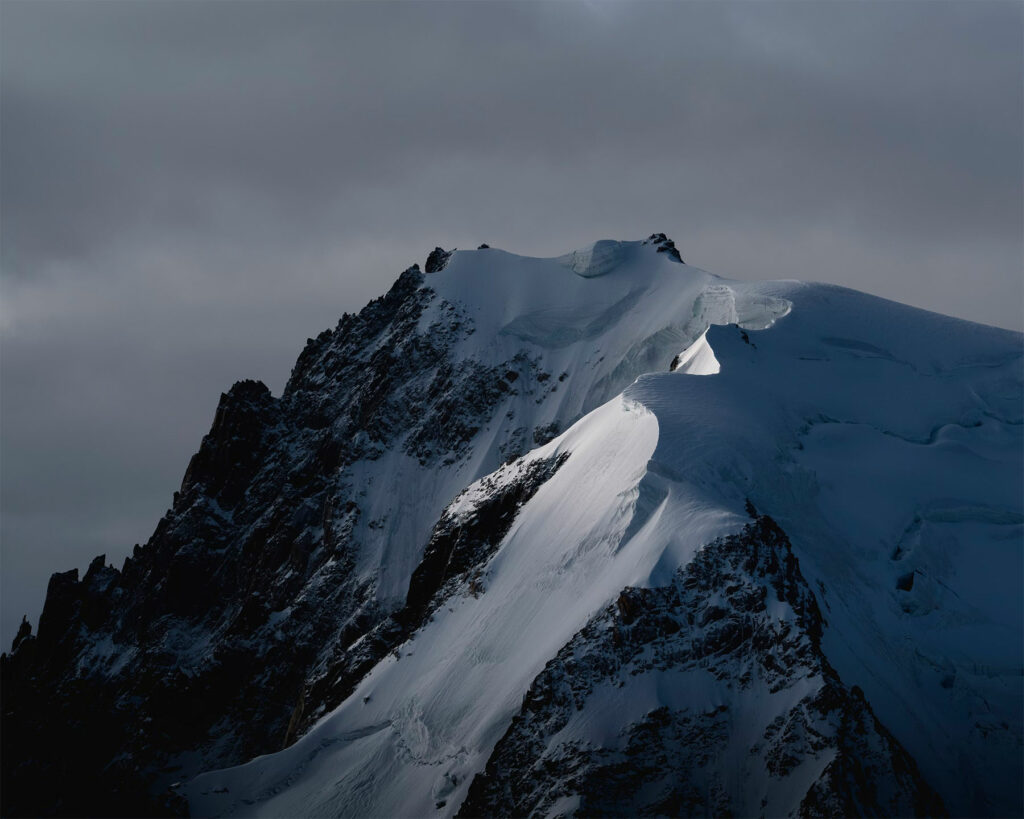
[404,452,569,621]
[644,232,684,264]
[10,616,31,653]
[458,516,945,818]
[0,261,563,818]
[425,246,454,273]
[179,379,278,509]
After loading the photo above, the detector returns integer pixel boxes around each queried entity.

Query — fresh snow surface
[189,240,1022,818]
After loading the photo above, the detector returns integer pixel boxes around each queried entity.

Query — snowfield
[188,239,1022,817]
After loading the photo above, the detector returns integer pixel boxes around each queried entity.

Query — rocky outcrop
[301,450,571,731]
[459,515,945,818]
[644,232,684,263]
[0,258,564,817]
[404,451,569,620]
[425,246,454,273]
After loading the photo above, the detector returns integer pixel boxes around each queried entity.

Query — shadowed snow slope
[190,247,1021,817]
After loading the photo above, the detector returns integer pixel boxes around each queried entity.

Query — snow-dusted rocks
[3,235,1021,817]
[460,514,944,818]
[425,247,454,274]
[643,231,684,263]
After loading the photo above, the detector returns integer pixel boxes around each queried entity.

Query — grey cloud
[1,0,1021,647]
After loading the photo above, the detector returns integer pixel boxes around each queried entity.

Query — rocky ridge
[459,512,945,817]
[1,254,574,816]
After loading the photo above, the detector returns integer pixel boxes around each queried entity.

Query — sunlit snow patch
[670,329,720,375]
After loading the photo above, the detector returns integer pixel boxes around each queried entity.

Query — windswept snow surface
[189,243,1021,817]
[348,240,788,603]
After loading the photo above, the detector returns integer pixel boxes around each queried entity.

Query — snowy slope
[2,234,802,817]
[189,242,1022,817]
[342,236,789,604]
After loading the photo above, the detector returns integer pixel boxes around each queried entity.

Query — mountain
[3,236,1021,818]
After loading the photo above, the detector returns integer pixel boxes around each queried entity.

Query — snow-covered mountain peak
[4,237,1020,818]
[429,237,787,354]
[192,252,1018,817]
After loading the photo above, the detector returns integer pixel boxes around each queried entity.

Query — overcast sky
[1,0,1021,649]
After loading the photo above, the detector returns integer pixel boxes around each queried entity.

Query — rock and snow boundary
[4,235,1019,818]
[189,239,1021,818]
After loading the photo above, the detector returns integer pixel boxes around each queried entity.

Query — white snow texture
[189,238,1022,818]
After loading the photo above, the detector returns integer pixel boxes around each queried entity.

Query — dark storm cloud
[1,0,1021,647]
